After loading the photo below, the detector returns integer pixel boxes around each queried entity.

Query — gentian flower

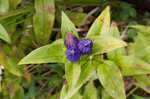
[64,31,80,62]
[66,48,81,62]
[64,31,79,49]
[64,31,93,62]
[78,39,93,54]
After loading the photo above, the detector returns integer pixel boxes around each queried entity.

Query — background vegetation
[1,0,150,99]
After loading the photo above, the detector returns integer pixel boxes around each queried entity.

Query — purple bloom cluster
[64,31,93,62]
[78,39,93,54]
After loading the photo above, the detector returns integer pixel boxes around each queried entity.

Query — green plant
[19,6,126,99]
[1,0,150,99]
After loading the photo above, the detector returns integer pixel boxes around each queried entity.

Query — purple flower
[64,31,93,62]
[66,48,81,62]
[78,39,93,54]
[64,31,79,49]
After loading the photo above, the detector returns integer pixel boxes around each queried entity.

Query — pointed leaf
[86,6,110,37]
[91,36,127,55]
[97,60,126,99]
[18,39,65,65]
[100,6,110,36]
[33,0,55,45]
[109,22,121,39]
[107,22,126,60]
[61,11,79,39]
[0,24,11,44]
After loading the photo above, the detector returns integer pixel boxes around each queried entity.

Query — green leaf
[115,56,150,76]
[109,22,121,39]
[61,11,79,39]
[83,81,98,99]
[107,22,126,60]
[60,61,95,99]
[65,60,81,87]
[90,36,127,55]
[134,75,150,94]
[0,24,11,43]
[97,60,126,99]
[129,25,150,34]
[102,89,113,99]
[75,60,95,87]
[33,0,55,45]
[60,61,81,99]
[18,39,65,65]
[100,6,110,36]
[86,6,110,37]
[0,0,9,13]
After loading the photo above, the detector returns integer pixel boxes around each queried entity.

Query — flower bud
[66,48,80,62]
[78,39,93,54]
[64,31,79,49]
